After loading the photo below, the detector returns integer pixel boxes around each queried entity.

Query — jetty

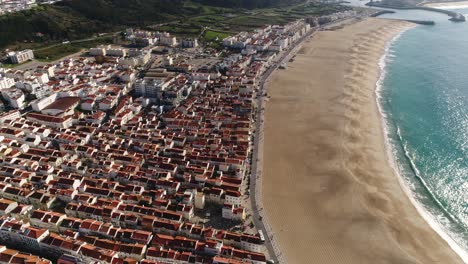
[370,10,396,17]
[417,6,466,21]
[371,10,435,24]
[366,2,466,22]
[402,19,436,25]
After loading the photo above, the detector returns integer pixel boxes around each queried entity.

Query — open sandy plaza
[261,18,464,264]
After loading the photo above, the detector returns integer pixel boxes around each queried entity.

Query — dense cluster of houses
[0,72,265,263]
[222,20,311,53]
[0,18,317,264]
[309,10,358,25]
[0,0,60,15]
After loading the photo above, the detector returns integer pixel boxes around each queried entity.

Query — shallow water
[377,8,468,260]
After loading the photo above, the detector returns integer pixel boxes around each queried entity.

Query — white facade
[0,199,18,216]
[194,193,205,209]
[182,39,198,48]
[163,56,173,66]
[1,88,25,109]
[0,76,15,89]
[31,93,58,112]
[36,73,49,85]
[134,79,170,98]
[9,49,34,64]
[224,194,241,206]
[44,65,56,78]
[89,47,106,56]
[160,36,177,47]
[106,47,127,57]
[0,110,20,123]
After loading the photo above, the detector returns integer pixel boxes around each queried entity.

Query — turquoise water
[378,10,468,259]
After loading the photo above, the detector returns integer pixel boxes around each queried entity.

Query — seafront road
[249,27,317,264]
[248,16,362,264]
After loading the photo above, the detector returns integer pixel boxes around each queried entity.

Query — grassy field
[0,62,23,69]
[203,30,231,42]
[156,24,202,37]
[183,0,232,14]
[150,0,349,47]
[34,36,113,61]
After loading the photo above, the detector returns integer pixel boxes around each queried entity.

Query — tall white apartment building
[159,35,177,47]
[0,76,15,89]
[1,88,25,109]
[9,50,34,64]
[135,79,169,98]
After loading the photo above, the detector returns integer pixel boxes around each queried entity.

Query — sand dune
[262,18,464,264]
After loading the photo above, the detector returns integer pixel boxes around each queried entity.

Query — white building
[118,52,151,67]
[0,110,20,123]
[224,191,241,206]
[194,192,205,209]
[89,47,107,56]
[34,73,49,85]
[1,88,25,109]
[0,199,18,216]
[159,35,177,47]
[26,113,73,129]
[9,50,34,64]
[182,39,198,48]
[32,85,51,99]
[117,57,138,67]
[222,204,245,221]
[41,64,56,78]
[0,76,15,89]
[106,47,127,57]
[223,37,235,47]
[134,78,170,98]
[31,93,58,112]
[162,56,173,66]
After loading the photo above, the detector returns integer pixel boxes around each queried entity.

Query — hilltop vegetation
[0,0,310,49]
[0,0,195,49]
[192,0,304,9]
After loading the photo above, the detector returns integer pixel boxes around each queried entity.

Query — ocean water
[377,9,468,261]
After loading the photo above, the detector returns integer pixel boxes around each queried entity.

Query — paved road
[11,50,86,71]
[34,32,119,52]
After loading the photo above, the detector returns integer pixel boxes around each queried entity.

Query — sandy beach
[261,18,464,264]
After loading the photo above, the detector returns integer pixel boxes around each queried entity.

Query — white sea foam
[375,28,468,263]
[438,5,468,9]
[425,1,468,9]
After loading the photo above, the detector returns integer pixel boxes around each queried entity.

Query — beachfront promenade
[248,15,366,263]
[249,27,318,264]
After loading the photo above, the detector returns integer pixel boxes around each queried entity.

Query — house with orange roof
[27,190,57,210]
[0,199,17,216]
[0,244,52,264]
[222,204,246,221]
[213,256,252,264]
[29,210,66,232]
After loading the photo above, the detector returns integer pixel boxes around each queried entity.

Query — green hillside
[0,0,312,49]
